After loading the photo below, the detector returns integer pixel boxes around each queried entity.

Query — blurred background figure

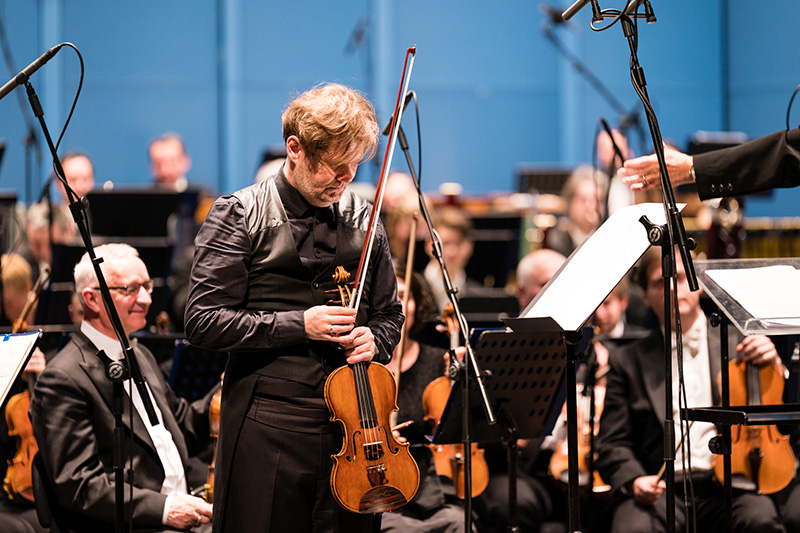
[515,248,566,311]
[544,165,606,258]
[21,202,72,286]
[253,147,286,184]
[595,127,635,215]
[423,205,479,313]
[149,132,192,192]
[55,152,95,205]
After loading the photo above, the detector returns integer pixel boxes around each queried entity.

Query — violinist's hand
[304,305,356,341]
[737,335,782,369]
[392,428,408,445]
[631,475,666,507]
[164,493,212,530]
[339,326,376,364]
[22,347,46,379]
[617,145,695,191]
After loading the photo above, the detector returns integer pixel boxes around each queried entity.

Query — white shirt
[671,315,717,472]
[80,321,188,523]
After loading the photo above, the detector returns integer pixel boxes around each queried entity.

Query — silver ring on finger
[330,324,334,336]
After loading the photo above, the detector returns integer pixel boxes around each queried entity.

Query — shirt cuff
[162,494,174,525]
[276,309,308,345]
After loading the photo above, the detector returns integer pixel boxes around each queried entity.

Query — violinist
[382,268,473,532]
[0,253,47,533]
[185,83,403,533]
[595,246,786,532]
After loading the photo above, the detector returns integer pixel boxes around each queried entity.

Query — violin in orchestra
[325,267,420,513]
[422,303,489,499]
[4,265,49,503]
[324,45,421,515]
[715,349,795,494]
[548,333,611,494]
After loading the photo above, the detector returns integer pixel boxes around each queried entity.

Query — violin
[714,357,795,494]
[548,336,610,493]
[4,265,49,503]
[203,381,222,504]
[422,303,489,499]
[325,267,420,513]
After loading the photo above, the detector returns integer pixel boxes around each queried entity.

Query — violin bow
[350,45,416,313]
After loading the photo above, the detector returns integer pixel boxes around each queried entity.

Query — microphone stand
[22,79,159,533]
[600,7,697,532]
[394,124,496,533]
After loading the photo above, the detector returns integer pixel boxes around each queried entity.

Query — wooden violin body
[548,383,610,494]
[3,387,36,502]
[325,361,419,513]
[203,385,222,504]
[715,359,795,494]
[422,376,489,499]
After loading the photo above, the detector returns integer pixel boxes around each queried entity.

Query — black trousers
[219,377,379,533]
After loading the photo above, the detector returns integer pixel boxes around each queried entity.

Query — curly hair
[282,83,379,170]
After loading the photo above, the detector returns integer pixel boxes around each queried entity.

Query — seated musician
[474,248,571,533]
[595,247,786,532]
[0,253,47,533]
[29,243,215,532]
[382,268,475,532]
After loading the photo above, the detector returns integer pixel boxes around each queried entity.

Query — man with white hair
[30,243,214,532]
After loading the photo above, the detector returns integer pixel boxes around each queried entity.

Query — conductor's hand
[338,326,376,364]
[617,145,695,191]
[631,475,666,507]
[165,493,212,530]
[304,305,357,341]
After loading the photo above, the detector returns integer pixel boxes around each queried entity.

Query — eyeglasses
[93,280,154,296]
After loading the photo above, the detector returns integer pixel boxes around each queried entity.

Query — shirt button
[313,282,320,289]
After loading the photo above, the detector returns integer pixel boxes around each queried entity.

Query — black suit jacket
[29,330,213,532]
[595,322,740,494]
[694,127,800,200]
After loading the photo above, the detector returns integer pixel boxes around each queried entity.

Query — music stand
[431,329,567,533]
[503,202,680,532]
[684,258,800,532]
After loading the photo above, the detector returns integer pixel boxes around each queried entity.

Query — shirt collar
[81,320,127,361]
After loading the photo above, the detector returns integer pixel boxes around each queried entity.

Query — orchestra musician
[0,253,47,533]
[29,243,215,532]
[595,246,786,532]
[381,268,474,532]
[184,83,403,533]
[474,248,570,533]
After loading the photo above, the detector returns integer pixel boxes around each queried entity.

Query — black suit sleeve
[694,127,800,200]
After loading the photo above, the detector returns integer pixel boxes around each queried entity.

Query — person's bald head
[516,249,566,310]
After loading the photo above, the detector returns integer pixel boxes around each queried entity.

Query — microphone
[539,4,566,26]
[624,0,657,22]
[562,0,590,21]
[381,90,415,136]
[562,0,602,22]
[0,43,64,102]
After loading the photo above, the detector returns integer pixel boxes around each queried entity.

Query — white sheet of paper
[521,202,683,331]
[705,265,800,325]
[0,331,40,406]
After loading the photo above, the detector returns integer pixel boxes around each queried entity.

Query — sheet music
[520,202,683,331]
[705,265,800,326]
[0,332,40,407]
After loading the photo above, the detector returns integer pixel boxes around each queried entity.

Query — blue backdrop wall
[0,0,798,216]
